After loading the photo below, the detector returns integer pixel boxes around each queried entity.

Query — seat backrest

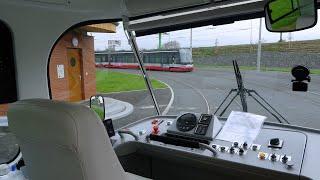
[8,99,128,180]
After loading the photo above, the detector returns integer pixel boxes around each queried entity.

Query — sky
[92,14,320,51]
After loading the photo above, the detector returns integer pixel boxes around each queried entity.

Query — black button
[199,114,212,125]
[243,142,248,148]
[233,142,238,147]
[239,148,244,155]
[270,138,280,146]
[194,124,208,135]
[230,147,235,153]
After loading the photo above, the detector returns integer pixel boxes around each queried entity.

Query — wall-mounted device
[167,113,222,142]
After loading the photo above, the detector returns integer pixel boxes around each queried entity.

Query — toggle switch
[282,155,288,163]
[271,153,277,161]
[268,153,280,161]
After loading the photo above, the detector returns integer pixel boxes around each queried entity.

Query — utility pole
[190,28,193,53]
[279,32,283,42]
[257,18,262,72]
[158,33,162,49]
[288,32,293,48]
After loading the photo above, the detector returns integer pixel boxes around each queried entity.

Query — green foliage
[96,70,167,93]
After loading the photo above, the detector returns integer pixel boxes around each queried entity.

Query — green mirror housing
[90,95,105,121]
[265,0,317,32]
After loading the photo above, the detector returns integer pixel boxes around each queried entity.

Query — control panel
[208,128,306,175]
[167,113,222,141]
[118,116,308,178]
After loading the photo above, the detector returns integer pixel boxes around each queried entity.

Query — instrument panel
[113,115,320,180]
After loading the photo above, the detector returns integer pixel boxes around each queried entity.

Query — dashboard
[112,113,320,180]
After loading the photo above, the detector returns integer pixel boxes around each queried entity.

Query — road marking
[159,80,175,115]
[159,74,210,114]
[309,91,320,96]
[140,105,168,109]
[99,87,168,95]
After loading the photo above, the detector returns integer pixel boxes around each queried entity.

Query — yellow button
[258,152,266,159]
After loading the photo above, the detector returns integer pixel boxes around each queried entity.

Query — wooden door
[67,48,83,102]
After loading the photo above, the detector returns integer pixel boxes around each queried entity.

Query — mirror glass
[90,95,105,121]
[265,0,317,32]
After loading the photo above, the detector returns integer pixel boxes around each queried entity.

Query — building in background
[48,23,117,102]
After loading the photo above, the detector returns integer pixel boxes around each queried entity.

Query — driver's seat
[8,99,151,180]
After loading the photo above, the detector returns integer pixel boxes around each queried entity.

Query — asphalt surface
[107,68,320,130]
[104,88,171,129]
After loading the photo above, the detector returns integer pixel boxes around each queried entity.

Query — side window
[0,20,17,116]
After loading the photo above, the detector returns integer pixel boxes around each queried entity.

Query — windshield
[46,11,320,130]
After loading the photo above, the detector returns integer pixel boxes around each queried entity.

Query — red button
[152,125,159,134]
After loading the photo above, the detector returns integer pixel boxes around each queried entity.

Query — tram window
[0,21,17,105]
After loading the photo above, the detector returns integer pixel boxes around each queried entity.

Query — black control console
[167,113,221,141]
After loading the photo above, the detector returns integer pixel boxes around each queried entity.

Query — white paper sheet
[215,111,266,145]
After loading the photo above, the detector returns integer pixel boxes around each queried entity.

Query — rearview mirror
[265,0,317,32]
[90,95,105,121]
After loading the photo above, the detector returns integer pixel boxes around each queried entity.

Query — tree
[163,41,180,49]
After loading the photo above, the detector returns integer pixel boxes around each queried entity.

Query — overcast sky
[92,15,320,51]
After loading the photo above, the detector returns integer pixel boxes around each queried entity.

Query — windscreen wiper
[122,16,161,115]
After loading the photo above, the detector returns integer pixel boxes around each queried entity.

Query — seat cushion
[126,172,152,180]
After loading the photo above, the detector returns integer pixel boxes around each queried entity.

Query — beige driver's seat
[8,99,151,180]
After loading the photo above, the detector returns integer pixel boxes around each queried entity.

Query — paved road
[108,68,320,130]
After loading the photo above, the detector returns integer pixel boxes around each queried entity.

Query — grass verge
[195,64,320,75]
[96,70,167,93]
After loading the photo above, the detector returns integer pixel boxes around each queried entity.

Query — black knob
[270,138,280,146]
[220,146,225,151]
[212,144,217,149]
[233,142,238,147]
[271,153,277,161]
[252,145,258,151]
[239,148,244,155]
[243,142,248,148]
[230,147,235,153]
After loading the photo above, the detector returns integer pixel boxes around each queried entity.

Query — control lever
[199,143,218,156]
[118,129,139,141]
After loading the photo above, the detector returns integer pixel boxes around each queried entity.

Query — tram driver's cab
[1,0,320,180]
